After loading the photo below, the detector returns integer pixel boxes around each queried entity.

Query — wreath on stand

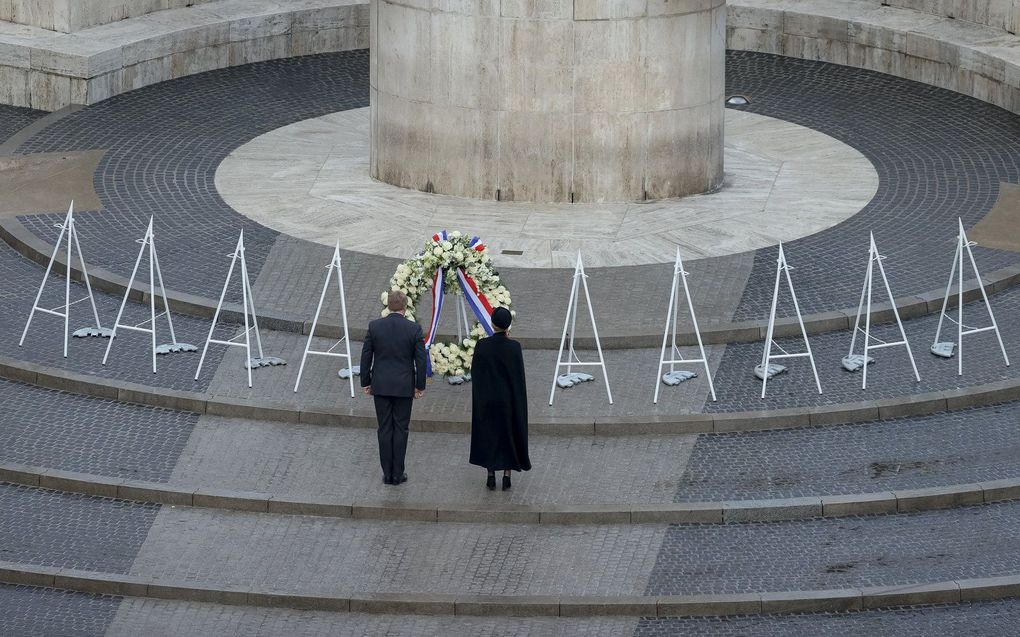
[381,231,512,381]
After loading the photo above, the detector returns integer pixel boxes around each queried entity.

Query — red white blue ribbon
[422,231,497,376]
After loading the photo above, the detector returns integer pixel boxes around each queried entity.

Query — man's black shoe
[395,473,408,485]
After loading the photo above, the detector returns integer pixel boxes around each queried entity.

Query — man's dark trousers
[374,395,412,480]
[360,311,427,482]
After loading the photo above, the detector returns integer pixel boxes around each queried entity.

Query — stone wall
[370,0,726,203]
[879,0,1020,33]
[727,0,1020,115]
[0,0,218,34]
[0,0,368,111]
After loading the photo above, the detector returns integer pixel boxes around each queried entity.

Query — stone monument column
[370,0,725,203]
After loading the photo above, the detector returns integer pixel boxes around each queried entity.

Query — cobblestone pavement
[0,484,158,573]
[635,599,1020,637]
[11,52,1020,342]
[646,502,1020,595]
[0,104,44,147]
[3,585,1019,637]
[726,51,1020,321]
[676,402,1020,501]
[0,584,120,637]
[0,378,196,482]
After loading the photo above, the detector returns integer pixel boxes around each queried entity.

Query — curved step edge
[3,462,1017,524]
[4,354,1020,436]
[0,561,1017,616]
[4,216,1019,349]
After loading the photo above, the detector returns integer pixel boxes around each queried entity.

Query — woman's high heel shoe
[486,474,496,490]
[502,475,511,491]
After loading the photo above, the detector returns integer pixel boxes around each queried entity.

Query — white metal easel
[20,201,110,357]
[294,240,355,396]
[653,247,716,404]
[102,218,196,373]
[931,218,1010,375]
[757,243,822,399]
[549,252,613,405]
[194,230,284,388]
[843,233,920,389]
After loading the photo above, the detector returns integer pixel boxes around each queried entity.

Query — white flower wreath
[381,231,512,377]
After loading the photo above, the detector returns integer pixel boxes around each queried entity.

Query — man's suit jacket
[360,313,428,398]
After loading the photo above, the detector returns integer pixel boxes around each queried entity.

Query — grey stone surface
[169,416,697,506]
[128,505,666,596]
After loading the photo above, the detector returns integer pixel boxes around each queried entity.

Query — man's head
[387,290,408,313]
[491,307,512,332]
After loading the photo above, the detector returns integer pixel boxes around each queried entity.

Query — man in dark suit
[360,290,427,485]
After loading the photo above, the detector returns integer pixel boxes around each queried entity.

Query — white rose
[381,308,391,317]
[433,247,444,256]
[380,291,389,304]
[442,241,452,250]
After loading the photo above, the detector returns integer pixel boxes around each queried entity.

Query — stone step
[2,375,1018,522]
[5,583,1020,636]
[3,462,1015,524]
[4,349,1020,436]
[1,562,1018,618]
[0,483,1018,616]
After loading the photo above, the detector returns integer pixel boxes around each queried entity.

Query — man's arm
[413,324,427,395]
[360,325,374,392]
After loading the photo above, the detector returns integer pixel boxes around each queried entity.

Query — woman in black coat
[470,307,531,490]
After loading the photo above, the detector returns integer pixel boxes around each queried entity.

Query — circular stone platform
[215,108,878,268]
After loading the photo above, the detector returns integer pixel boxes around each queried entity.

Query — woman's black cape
[469,333,531,471]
